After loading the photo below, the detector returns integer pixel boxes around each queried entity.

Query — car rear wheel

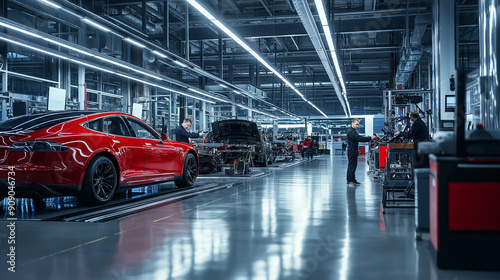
[175,153,198,188]
[79,156,118,205]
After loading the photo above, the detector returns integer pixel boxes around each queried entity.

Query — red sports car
[0,111,199,205]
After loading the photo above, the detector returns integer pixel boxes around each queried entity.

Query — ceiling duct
[395,15,430,87]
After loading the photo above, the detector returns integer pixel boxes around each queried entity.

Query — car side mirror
[161,133,169,141]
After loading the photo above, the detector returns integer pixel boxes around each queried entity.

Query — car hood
[211,120,261,143]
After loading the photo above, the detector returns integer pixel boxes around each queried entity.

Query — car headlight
[10,141,70,152]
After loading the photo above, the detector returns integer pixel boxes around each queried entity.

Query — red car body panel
[0,111,197,199]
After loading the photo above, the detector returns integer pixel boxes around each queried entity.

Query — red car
[0,111,199,205]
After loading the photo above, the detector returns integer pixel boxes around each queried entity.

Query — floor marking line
[20,236,109,266]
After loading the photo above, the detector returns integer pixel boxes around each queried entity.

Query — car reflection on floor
[108,198,230,279]
[109,198,189,272]
[0,183,178,220]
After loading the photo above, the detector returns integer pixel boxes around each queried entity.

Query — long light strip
[236,104,279,119]
[0,20,162,81]
[0,35,218,104]
[124,37,146,48]
[39,0,61,9]
[0,22,42,38]
[152,50,168,58]
[314,0,348,96]
[186,0,327,118]
[82,18,111,32]
[173,60,188,68]
[188,88,228,103]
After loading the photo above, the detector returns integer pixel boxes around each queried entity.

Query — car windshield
[0,111,96,132]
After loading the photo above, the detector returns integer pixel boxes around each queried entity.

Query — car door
[125,117,177,181]
[100,116,145,184]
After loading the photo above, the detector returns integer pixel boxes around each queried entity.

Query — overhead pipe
[395,15,430,87]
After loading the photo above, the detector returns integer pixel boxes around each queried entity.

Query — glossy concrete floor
[2,154,500,280]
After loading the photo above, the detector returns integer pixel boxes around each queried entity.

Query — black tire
[175,153,198,188]
[79,156,117,205]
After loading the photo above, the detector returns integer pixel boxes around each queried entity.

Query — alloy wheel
[92,161,115,201]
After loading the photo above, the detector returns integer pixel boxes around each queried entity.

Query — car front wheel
[175,153,198,188]
[79,156,118,205]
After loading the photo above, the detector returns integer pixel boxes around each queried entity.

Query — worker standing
[347,118,377,185]
[394,110,430,168]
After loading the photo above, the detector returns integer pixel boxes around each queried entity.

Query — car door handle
[145,143,152,146]
[177,148,183,152]
[112,139,120,143]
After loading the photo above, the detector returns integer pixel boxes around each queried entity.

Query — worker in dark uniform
[394,110,430,168]
[347,118,377,186]
[175,118,204,144]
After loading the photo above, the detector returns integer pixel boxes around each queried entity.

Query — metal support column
[248,98,253,120]
[229,63,233,83]
[164,0,170,50]
[1,0,7,121]
[199,40,205,88]
[304,119,308,138]
[185,2,189,60]
[249,64,255,85]
[256,62,260,87]
[124,80,130,114]
[273,120,278,140]
[231,95,237,119]
[78,66,85,110]
[219,31,223,78]
[218,0,223,78]
[200,101,207,131]
[142,0,147,33]
[179,96,187,125]
[432,0,456,130]
[1,67,6,120]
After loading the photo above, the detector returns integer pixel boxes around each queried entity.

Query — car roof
[0,110,135,132]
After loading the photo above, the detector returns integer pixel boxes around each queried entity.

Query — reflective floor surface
[1,154,500,279]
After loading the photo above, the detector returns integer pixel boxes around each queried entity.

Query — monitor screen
[445,95,456,112]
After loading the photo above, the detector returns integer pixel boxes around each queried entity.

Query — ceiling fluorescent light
[153,50,167,58]
[40,0,61,9]
[124,37,146,48]
[186,0,216,20]
[188,88,227,102]
[174,60,188,68]
[314,0,329,26]
[82,18,110,32]
[236,104,279,119]
[0,22,42,38]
